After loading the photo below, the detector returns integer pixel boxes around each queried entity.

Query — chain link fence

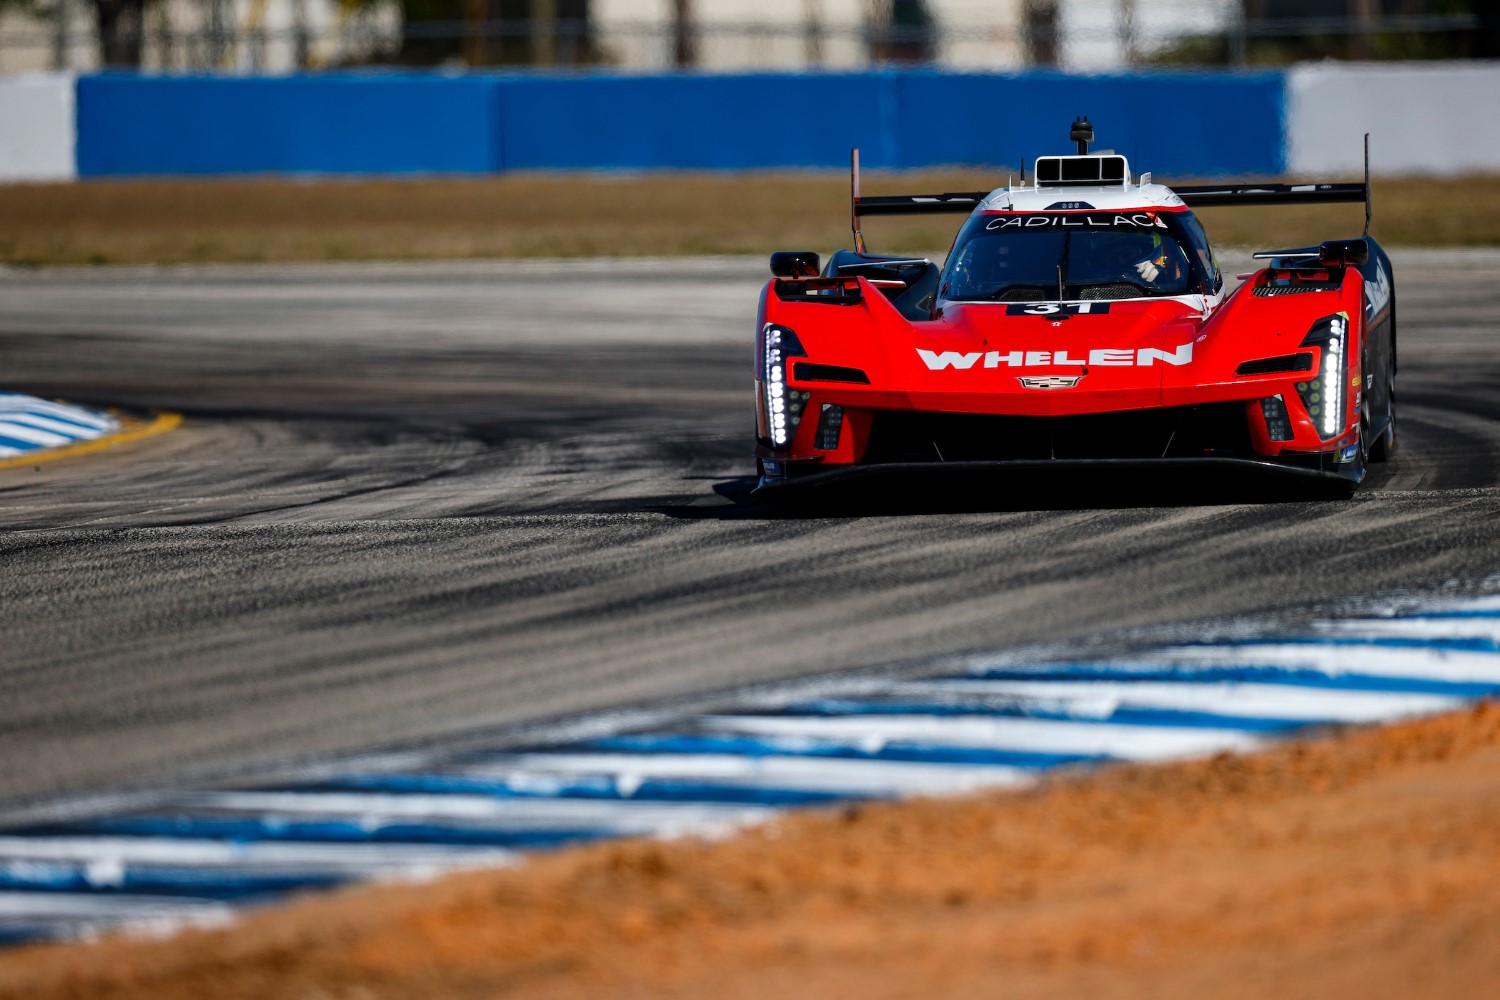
[0,0,1489,75]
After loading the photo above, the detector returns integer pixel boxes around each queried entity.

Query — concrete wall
[1289,62,1500,176]
[0,73,76,181]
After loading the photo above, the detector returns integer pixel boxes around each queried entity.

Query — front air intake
[864,404,1252,463]
[1236,354,1315,376]
[794,363,870,384]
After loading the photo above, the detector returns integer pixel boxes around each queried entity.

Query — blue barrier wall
[495,73,890,172]
[75,70,1286,178]
[77,74,502,176]
[496,70,1285,176]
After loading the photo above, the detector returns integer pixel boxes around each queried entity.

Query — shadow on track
[655,465,1385,520]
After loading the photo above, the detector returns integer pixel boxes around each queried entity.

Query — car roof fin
[1363,132,1372,236]
[850,148,868,255]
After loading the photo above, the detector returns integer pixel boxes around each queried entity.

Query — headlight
[760,323,809,448]
[1294,313,1348,441]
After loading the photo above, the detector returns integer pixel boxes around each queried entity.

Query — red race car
[754,117,1395,497]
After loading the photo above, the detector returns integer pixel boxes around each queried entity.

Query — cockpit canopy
[940,210,1219,303]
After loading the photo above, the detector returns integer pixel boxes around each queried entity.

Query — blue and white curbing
[2,590,1499,945]
[0,393,119,460]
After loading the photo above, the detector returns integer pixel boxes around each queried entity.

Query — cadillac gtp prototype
[754,118,1395,497]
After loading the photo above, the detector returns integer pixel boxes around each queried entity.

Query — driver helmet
[1103,230,1177,285]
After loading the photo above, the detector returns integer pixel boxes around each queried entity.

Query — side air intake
[1236,354,1316,376]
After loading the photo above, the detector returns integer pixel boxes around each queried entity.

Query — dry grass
[1,173,1497,267]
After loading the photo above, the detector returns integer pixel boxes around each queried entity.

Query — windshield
[940,212,1200,302]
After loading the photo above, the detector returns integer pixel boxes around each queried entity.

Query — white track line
[1134,643,1500,682]
[701,715,1262,760]
[0,892,233,921]
[174,792,776,833]
[1311,618,1500,642]
[893,679,1462,723]
[454,753,1033,796]
[0,422,73,447]
[0,396,115,430]
[0,837,515,872]
[0,413,105,439]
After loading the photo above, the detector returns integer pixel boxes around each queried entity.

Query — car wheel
[1369,354,1396,463]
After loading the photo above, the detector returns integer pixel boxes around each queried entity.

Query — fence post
[51,0,70,70]
[208,0,227,67]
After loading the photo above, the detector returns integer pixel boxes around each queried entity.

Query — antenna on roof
[1070,116,1094,155]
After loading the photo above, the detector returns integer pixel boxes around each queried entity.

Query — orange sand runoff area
[4,702,1500,999]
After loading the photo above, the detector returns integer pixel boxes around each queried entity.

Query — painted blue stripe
[1397,609,1500,621]
[0,410,107,432]
[777,699,1315,733]
[577,734,1105,769]
[0,412,103,435]
[0,927,51,946]
[23,818,612,850]
[963,665,1500,697]
[0,434,46,452]
[0,865,343,901]
[293,773,855,807]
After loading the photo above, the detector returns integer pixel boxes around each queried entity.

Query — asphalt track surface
[1,251,1497,817]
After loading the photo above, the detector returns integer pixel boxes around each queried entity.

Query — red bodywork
[755,218,1383,485]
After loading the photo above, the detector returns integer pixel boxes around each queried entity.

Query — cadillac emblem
[1017,375,1085,389]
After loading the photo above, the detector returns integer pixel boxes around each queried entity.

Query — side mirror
[770,251,820,278]
[1318,239,1369,266]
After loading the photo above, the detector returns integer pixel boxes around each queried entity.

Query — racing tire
[1326,412,1368,501]
[1369,297,1397,463]
[1369,357,1397,464]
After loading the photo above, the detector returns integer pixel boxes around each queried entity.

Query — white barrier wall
[1290,62,1500,176]
[0,72,75,181]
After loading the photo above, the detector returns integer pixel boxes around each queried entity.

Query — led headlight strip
[760,323,809,448]
[1294,313,1349,441]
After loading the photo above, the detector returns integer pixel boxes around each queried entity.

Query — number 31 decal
[1005,302,1113,316]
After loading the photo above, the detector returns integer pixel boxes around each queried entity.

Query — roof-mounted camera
[1070,116,1094,155]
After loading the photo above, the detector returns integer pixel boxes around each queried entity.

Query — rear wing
[1171,182,1365,206]
[849,148,986,254]
[848,132,1374,249]
[1174,134,1373,236]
